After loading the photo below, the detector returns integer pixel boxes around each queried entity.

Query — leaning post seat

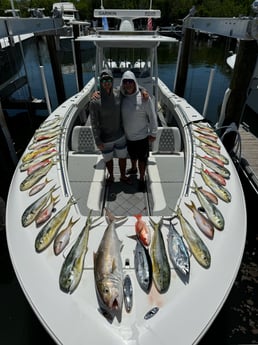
[151,126,182,154]
[148,126,184,215]
[71,126,99,153]
[68,126,105,215]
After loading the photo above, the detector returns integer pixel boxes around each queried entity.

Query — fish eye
[102,285,109,294]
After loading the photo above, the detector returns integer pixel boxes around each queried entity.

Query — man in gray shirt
[89,69,131,184]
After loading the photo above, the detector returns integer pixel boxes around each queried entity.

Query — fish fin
[104,208,127,225]
[111,259,117,273]
[127,234,138,241]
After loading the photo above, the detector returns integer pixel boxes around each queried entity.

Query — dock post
[72,24,83,91]
[45,35,66,105]
[222,39,258,151]
[174,28,194,97]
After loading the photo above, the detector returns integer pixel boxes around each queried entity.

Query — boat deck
[68,154,185,218]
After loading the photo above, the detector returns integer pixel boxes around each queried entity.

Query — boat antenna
[149,0,152,9]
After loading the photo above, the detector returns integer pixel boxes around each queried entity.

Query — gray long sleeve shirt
[89,88,124,146]
[120,71,158,141]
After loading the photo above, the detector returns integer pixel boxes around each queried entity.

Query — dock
[238,124,258,191]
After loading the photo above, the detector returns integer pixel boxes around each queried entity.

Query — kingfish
[149,218,171,294]
[59,211,94,293]
[193,182,224,230]
[166,220,190,277]
[197,154,230,179]
[21,185,57,227]
[175,207,211,269]
[54,216,80,255]
[35,197,76,252]
[94,210,126,315]
[200,166,231,203]
[128,235,152,293]
[20,160,57,191]
[185,200,214,239]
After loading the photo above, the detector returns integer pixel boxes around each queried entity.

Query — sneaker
[138,180,146,192]
[127,168,137,175]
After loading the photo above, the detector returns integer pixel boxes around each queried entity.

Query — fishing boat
[6,8,247,345]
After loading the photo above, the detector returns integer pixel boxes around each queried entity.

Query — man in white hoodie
[120,70,158,191]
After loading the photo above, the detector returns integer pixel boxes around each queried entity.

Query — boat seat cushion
[152,126,182,154]
[71,126,99,153]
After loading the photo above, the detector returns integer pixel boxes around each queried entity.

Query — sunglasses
[123,79,134,84]
[101,78,113,83]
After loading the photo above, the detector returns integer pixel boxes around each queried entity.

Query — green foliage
[0,0,252,21]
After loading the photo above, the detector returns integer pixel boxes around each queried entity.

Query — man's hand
[141,89,149,101]
[97,143,104,150]
[148,135,156,142]
[91,91,100,100]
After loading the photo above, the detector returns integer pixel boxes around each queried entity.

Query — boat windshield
[101,47,152,79]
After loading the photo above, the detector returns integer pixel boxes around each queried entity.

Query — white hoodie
[120,70,157,141]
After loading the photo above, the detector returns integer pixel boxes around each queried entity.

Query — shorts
[127,137,149,163]
[102,135,127,162]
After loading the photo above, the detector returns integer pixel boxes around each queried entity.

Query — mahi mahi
[176,207,211,269]
[21,185,57,227]
[20,160,57,191]
[149,218,171,294]
[193,181,224,230]
[59,211,93,293]
[200,166,231,203]
[196,154,230,179]
[35,197,76,252]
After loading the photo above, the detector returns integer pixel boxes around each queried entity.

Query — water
[2,36,233,126]
[1,36,257,344]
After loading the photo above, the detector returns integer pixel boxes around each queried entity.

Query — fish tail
[134,213,142,220]
[184,200,196,212]
[66,216,80,229]
[51,193,60,204]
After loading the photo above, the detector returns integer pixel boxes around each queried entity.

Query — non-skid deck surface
[105,174,149,216]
